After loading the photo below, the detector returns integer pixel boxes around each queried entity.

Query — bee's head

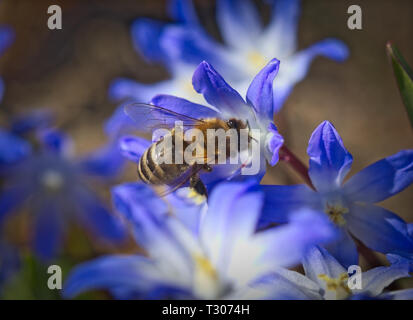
[226,118,247,131]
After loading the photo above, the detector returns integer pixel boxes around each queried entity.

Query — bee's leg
[190,174,208,198]
[203,164,212,172]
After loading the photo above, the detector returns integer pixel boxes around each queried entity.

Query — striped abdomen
[137,140,189,185]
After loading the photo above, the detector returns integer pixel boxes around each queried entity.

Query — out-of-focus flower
[243,246,412,300]
[109,0,348,113]
[0,25,14,102]
[63,182,336,299]
[0,242,20,294]
[259,121,413,267]
[0,128,126,261]
[111,59,284,186]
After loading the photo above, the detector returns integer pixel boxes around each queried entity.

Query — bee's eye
[227,120,235,128]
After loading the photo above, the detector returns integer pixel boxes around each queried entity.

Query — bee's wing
[158,164,205,197]
[124,103,205,132]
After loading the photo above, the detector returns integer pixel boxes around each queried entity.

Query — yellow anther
[193,254,218,280]
[318,273,351,300]
[325,203,349,226]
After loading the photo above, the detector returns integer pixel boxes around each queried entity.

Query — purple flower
[259,121,413,267]
[112,59,284,186]
[109,0,348,113]
[243,246,413,300]
[63,182,336,299]
[0,127,126,261]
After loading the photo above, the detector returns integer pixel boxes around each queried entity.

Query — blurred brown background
[0,0,412,223]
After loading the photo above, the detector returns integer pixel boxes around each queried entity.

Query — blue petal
[37,129,73,157]
[63,255,160,299]
[294,38,349,65]
[263,0,300,56]
[151,94,220,118]
[217,0,262,49]
[33,204,64,261]
[347,204,413,255]
[265,123,284,166]
[307,121,353,192]
[11,109,54,135]
[258,184,320,227]
[75,188,126,242]
[0,25,15,56]
[356,264,410,297]
[246,58,280,120]
[119,136,151,163]
[192,61,251,118]
[168,0,201,28]
[77,141,126,179]
[159,26,234,76]
[324,228,358,268]
[343,149,413,203]
[0,129,31,166]
[131,19,169,63]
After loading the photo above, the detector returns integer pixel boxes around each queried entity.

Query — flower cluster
[1,0,412,300]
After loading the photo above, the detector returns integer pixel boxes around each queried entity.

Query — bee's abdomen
[138,142,187,185]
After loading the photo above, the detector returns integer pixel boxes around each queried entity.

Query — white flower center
[41,169,64,191]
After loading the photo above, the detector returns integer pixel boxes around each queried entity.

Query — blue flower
[63,182,336,299]
[110,59,284,186]
[109,0,348,113]
[0,127,126,261]
[244,246,413,300]
[259,121,413,267]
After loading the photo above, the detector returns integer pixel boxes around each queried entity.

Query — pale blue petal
[356,264,410,297]
[200,182,262,269]
[302,246,347,287]
[217,0,262,50]
[263,0,300,57]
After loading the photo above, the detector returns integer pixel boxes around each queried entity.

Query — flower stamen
[324,203,349,226]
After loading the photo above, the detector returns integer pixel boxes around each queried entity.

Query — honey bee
[125,103,251,197]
